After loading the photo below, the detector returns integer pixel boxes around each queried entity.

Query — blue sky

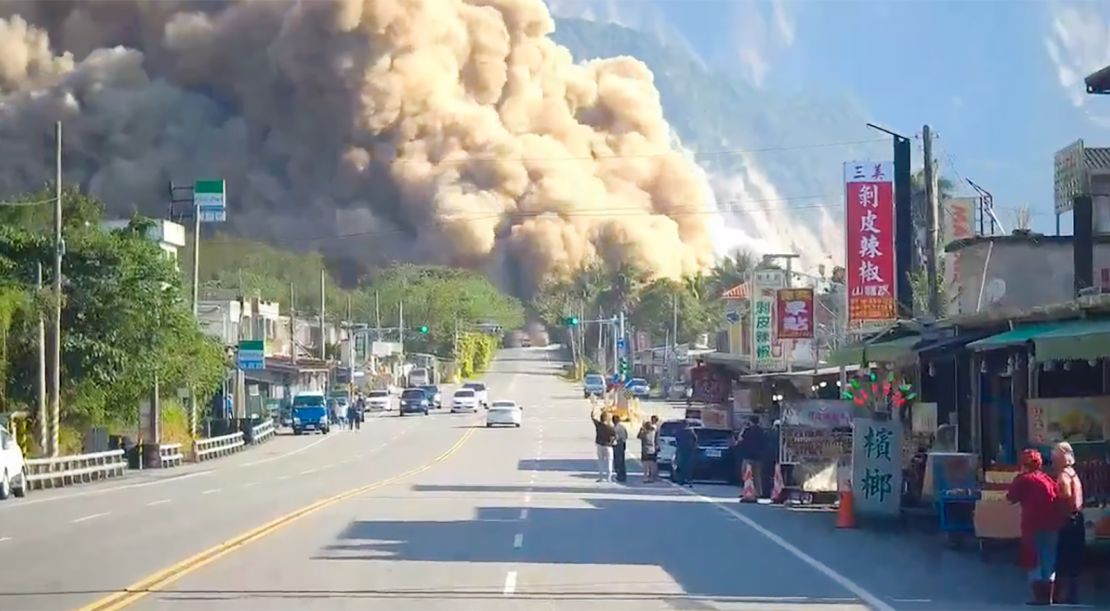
[548,0,1110,236]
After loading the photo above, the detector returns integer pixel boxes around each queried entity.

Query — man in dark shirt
[591,411,616,482]
[738,417,766,499]
[673,424,698,486]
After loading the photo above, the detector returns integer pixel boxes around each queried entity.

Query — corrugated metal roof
[1085,147,1110,170]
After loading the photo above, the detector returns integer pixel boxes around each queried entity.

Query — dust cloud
[0,0,715,293]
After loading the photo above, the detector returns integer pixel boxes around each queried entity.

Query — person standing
[1006,448,1063,605]
[1053,441,1085,605]
[591,410,616,482]
[638,416,660,483]
[612,414,628,483]
[349,400,363,431]
[673,423,698,486]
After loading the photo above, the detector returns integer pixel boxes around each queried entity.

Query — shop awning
[1032,319,1110,361]
[826,334,920,367]
[966,322,1071,353]
[915,332,994,356]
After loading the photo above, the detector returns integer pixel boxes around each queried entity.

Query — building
[101,219,187,268]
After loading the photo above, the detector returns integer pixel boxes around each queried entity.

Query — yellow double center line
[79,426,477,611]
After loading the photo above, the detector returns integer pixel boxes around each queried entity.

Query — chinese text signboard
[776,288,814,339]
[194,179,227,223]
[751,269,786,370]
[942,197,976,315]
[844,162,896,325]
[851,417,903,518]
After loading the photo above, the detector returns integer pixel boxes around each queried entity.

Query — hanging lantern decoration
[841,369,917,415]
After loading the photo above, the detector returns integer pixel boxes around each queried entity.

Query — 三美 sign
[750,268,785,371]
[776,287,814,339]
[844,161,896,326]
[237,339,265,371]
[851,417,903,518]
[194,179,227,223]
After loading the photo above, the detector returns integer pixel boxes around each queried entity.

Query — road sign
[725,310,741,324]
[194,179,227,223]
[616,337,626,351]
[237,339,265,370]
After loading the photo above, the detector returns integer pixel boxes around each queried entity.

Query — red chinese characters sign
[844,161,896,323]
[776,288,814,339]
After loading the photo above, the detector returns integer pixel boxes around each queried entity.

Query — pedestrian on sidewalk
[1052,441,1085,605]
[590,410,616,482]
[612,414,628,483]
[638,415,660,483]
[350,401,363,431]
[1006,448,1063,606]
[737,416,766,500]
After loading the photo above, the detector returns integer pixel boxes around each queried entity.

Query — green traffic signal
[418,325,429,334]
[563,316,579,326]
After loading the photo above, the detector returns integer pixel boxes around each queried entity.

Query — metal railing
[159,443,184,468]
[193,431,245,461]
[25,450,127,490]
[251,419,275,444]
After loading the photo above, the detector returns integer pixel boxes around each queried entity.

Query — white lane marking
[243,482,257,488]
[276,475,289,481]
[670,483,895,611]
[892,600,932,603]
[71,512,109,524]
[146,499,172,507]
[299,468,317,475]
[201,488,221,495]
[239,434,335,467]
[0,469,213,512]
[519,508,529,519]
[0,537,11,543]
[523,493,531,503]
[502,571,517,596]
[513,533,524,548]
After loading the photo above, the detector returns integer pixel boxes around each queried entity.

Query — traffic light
[418,325,429,334]
[619,357,629,378]
[562,315,579,326]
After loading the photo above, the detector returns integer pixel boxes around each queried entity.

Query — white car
[627,378,650,398]
[366,389,394,411]
[657,418,702,472]
[462,382,489,407]
[486,400,522,428]
[0,425,28,499]
[451,388,480,413]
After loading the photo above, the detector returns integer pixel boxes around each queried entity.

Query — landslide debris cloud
[0,0,714,292]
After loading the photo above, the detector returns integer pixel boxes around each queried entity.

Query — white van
[0,425,28,499]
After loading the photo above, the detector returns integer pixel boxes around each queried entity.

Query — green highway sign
[194,179,226,223]
[237,339,265,370]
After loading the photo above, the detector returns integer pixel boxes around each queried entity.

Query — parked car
[400,388,430,416]
[0,425,28,500]
[583,373,606,398]
[688,428,737,484]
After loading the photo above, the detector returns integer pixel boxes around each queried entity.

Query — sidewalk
[689,483,1110,609]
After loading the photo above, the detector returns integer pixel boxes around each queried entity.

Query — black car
[399,388,430,416]
[688,428,737,484]
[419,384,442,408]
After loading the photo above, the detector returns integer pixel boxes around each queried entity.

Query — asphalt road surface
[0,349,1074,610]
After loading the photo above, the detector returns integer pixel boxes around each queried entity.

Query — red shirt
[1006,470,1061,535]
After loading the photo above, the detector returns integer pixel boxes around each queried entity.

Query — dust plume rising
[0,0,714,293]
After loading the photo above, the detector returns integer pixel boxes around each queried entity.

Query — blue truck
[291,391,330,435]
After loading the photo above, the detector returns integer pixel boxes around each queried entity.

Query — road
[0,349,1049,610]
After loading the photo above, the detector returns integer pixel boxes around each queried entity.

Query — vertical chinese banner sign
[942,197,976,315]
[851,417,904,518]
[776,288,814,339]
[844,162,896,327]
[751,269,786,370]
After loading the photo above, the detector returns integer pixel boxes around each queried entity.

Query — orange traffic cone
[770,463,785,503]
[836,489,857,528]
[739,462,757,503]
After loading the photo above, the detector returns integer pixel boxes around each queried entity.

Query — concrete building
[101,218,187,268]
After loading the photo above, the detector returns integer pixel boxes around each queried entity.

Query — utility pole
[922,124,941,317]
[345,294,354,395]
[671,292,678,384]
[191,193,201,317]
[49,121,62,457]
[318,269,326,361]
[398,298,405,358]
[36,263,46,453]
[289,282,297,365]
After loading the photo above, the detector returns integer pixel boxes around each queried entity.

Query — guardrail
[193,431,245,462]
[159,443,184,468]
[25,450,127,490]
[250,418,275,444]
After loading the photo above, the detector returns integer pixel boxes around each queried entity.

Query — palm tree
[708,248,757,297]
[598,261,648,316]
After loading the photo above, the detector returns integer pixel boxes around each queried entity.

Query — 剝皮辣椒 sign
[844,162,896,324]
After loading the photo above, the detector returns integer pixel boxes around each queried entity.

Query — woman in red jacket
[1006,448,1062,605]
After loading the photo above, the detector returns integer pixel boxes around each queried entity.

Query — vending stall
[777,399,854,502]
